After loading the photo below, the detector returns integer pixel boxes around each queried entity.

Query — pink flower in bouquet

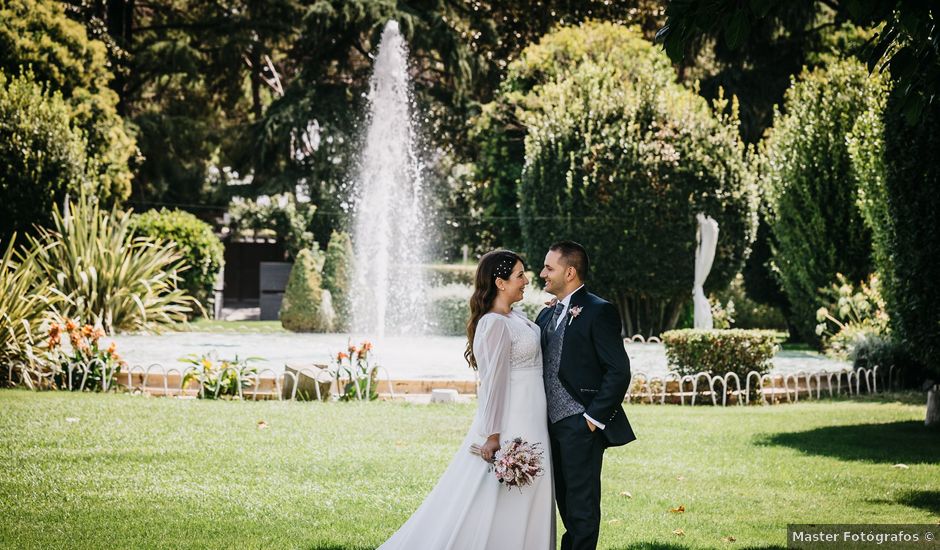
[492,437,545,491]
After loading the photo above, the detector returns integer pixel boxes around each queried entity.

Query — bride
[379,249,555,549]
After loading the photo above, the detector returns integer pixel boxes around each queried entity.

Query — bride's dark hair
[465,249,525,369]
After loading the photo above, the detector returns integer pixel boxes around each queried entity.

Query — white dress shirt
[553,284,606,430]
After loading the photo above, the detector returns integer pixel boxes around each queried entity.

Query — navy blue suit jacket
[537,287,636,447]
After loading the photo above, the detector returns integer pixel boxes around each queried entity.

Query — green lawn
[1,391,937,549]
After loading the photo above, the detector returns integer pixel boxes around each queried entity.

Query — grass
[0,391,937,549]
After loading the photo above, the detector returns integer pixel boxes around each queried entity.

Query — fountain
[351,21,429,337]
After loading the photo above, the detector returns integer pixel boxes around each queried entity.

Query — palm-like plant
[0,234,62,385]
[26,195,200,333]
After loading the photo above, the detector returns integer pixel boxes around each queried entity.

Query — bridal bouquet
[471,437,545,491]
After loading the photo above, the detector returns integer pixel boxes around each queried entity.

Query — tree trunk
[927,385,940,428]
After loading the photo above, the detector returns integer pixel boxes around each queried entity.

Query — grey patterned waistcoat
[544,312,585,423]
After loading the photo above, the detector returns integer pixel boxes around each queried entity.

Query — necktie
[548,302,565,334]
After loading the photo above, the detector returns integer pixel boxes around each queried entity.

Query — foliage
[711,273,788,331]
[228,193,316,260]
[662,329,779,378]
[334,340,377,401]
[46,319,125,392]
[0,71,88,241]
[814,273,889,358]
[0,235,62,381]
[0,0,134,207]
[24,195,198,333]
[426,283,547,336]
[180,352,260,399]
[515,22,758,336]
[132,209,224,315]
[848,332,921,386]
[280,248,334,332]
[761,58,888,345]
[876,92,940,382]
[422,264,476,287]
[658,1,940,123]
[322,231,353,330]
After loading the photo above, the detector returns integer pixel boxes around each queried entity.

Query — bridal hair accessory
[470,438,545,491]
[493,258,515,280]
[567,305,583,326]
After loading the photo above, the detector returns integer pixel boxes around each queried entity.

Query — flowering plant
[334,340,378,401]
[179,352,260,399]
[47,318,125,391]
[472,437,545,491]
[567,305,583,326]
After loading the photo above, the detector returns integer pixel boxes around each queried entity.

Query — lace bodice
[504,310,542,370]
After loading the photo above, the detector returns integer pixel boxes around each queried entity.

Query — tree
[657,1,939,122]
[0,0,135,208]
[517,23,758,336]
[761,59,887,344]
[0,71,88,241]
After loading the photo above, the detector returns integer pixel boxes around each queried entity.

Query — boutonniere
[567,305,583,326]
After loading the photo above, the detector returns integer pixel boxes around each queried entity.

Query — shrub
[815,273,889,358]
[132,208,224,315]
[24,195,198,333]
[422,264,475,286]
[761,58,889,344]
[280,248,334,332]
[426,283,550,336]
[515,23,758,336]
[0,70,88,241]
[850,89,940,384]
[0,0,135,207]
[662,329,779,378]
[849,332,922,387]
[711,273,788,331]
[0,234,62,382]
[322,231,353,330]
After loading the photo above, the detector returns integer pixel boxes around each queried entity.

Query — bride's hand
[480,434,500,463]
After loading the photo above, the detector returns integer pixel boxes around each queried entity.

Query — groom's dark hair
[549,240,589,282]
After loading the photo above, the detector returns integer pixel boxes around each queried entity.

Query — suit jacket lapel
[560,286,588,363]
[536,307,551,347]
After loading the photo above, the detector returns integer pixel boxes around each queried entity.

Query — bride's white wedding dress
[379,309,555,549]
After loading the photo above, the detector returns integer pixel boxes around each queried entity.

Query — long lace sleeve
[473,314,513,439]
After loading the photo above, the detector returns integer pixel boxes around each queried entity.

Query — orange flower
[337,352,349,362]
[81,325,94,338]
[92,327,106,341]
[348,343,357,353]
[361,341,373,351]
[65,319,77,332]
[107,342,117,356]
[47,323,61,348]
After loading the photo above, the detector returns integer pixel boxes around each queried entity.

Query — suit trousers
[549,413,606,550]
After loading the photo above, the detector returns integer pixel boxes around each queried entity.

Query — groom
[537,240,635,550]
